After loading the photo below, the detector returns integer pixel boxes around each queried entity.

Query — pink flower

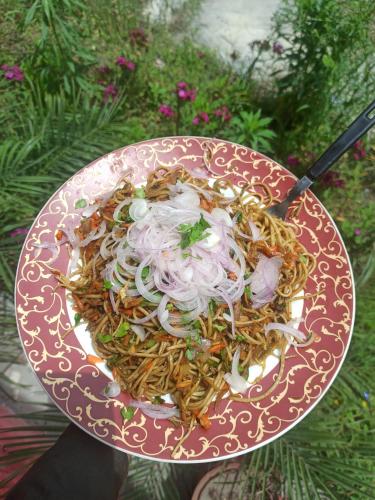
[192,112,210,125]
[159,104,174,118]
[1,64,24,81]
[116,56,136,71]
[321,171,345,188]
[10,227,29,237]
[178,89,188,100]
[353,140,366,160]
[354,228,361,236]
[116,56,127,66]
[287,155,301,167]
[129,28,148,47]
[103,83,118,102]
[214,105,232,122]
[176,82,196,101]
[97,65,110,74]
[200,112,209,123]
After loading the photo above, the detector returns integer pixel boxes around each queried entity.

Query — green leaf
[236,334,245,342]
[235,211,243,223]
[102,279,113,290]
[135,187,146,198]
[75,198,87,209]
[145,339,156,348]
[300,255,308,264]
[73,313,81,326]
[97,333,113,343]
[244,286,253,299]
[141,266,150,280]
[179,215,211,249]
[185,348,195,361]
[213,323,226,332]
[121,406,135,421]
[114,322,130,338]
[208,299,217,316]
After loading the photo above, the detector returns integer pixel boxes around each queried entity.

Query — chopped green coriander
[208,299,217,316]
[121,406,135,421]
[193,320,201,331]
[166,303,174,311]
[192,332,202,345]
[146,339,157,348]
[135,187,146,198]
[125,214,134,223]
[185,336,192,348]
[73,313,81,327]
[235,211,243,223]
[181,314,190,325]
[75,198,87,209]
[186,348,195,361]
[97,333,113,343]
[102,280,113,290]
[107,354,120,368]
[182,251,191,259]
[238,365,245,374]
[152,396,165,404]
[107,221,116,230]
[300,255,308,264]
[207,359,219,367]
[179,215,211,249]
[114,322,130,338]
[213,323,226,332]
[141,266,150,280]
[244,286,253,300]
[236,334,246,342]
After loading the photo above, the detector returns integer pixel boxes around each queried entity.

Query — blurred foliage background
[0,0,374,498]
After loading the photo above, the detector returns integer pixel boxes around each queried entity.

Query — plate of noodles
[15,137,354,462]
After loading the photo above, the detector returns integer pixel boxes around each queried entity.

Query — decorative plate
[15,137,355,463]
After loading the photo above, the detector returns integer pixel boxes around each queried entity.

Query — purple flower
[354,228,361,236]
[192,112,210,125]
[200,112,209,123]
[97,65,110,74]
[214,105,232,122]
[272,41,284,55]
[287,155,301,167]
[129,28,148,47]
[364,391,370,401]
[176,83,196,101]
[159,104,174,118]
[321,171,345,189]
[103,83,118,102]
[10,227,29,237]
[116,56,136,71]
[1,64,24,81]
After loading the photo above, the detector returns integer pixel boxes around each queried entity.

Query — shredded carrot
[55,229,63,241]
[228,271,237,281]
[144,360,154,371]
[192,410,211,429]
[198,413,211,430]
[72,294,84,311]
[176,379,192,389]
[208,342,226,353]
[87,354,103,365]
[90,212,101,230]
[155,334,173,342]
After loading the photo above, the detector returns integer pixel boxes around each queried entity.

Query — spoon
[267,99,375,219]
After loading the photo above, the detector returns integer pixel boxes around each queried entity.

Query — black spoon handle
[307,99,375,181]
